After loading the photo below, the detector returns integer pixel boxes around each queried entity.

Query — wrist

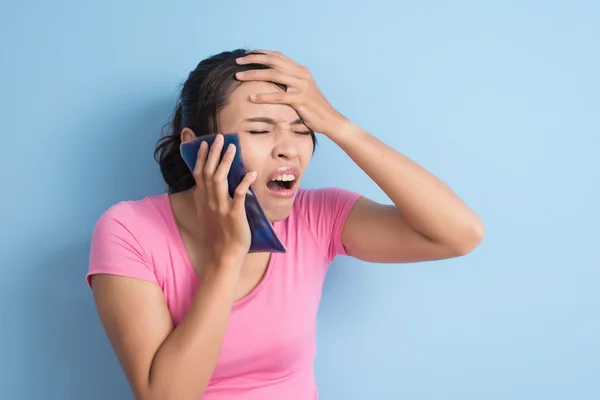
[321,114,351,139]
[201,254,243,279]
[193,260,241,305]
[323,119,365,145]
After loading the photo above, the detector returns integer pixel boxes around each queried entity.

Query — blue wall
[1,1,598,399]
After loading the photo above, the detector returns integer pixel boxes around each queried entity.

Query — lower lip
[266,185,297,198]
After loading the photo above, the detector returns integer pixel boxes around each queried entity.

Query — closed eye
[247,129,312,135]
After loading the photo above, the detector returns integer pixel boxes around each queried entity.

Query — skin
[199,79,315,223]
[90,50,485,400]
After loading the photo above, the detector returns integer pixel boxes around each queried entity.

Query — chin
[264,207,293,223]
[259,200,295,222]
[255,192,296,223]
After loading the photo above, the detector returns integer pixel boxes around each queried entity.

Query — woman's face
[216,81,314,222]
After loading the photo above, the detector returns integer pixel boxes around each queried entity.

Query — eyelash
[248,130,313,135]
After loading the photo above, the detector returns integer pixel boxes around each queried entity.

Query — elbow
[452,218,485,257]
[139,380,208,400]
[140,390,206,400]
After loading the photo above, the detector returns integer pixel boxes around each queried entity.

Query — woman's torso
[87,187,361,399]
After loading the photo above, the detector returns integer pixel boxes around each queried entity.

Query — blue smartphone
[179,133,286,253]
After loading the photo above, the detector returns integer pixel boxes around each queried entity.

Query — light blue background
[1,0,598,399]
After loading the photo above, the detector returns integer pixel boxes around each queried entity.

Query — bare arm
[91,263,239,400]
[333,123,485,263]
[91,130,257,399]
[233,51,484,263]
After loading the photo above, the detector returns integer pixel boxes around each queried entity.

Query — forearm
[327,121,484,252]
[147,261,239,400]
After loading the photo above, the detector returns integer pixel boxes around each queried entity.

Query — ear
[180,127,196,144]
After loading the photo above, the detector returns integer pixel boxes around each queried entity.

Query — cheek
[299,140,314,168]
[238,137,270,172]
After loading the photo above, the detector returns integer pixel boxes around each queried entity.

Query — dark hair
[154,48,317,194]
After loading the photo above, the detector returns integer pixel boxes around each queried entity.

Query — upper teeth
[272,174,295,182]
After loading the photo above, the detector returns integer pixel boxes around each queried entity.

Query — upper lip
[267,166,300,182]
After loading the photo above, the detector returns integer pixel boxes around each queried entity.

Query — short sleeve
[296,187,362,262]
[85,202,158,289]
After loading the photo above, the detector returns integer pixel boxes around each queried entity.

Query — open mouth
[266,173,296,191]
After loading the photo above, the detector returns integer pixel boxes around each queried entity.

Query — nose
[271,132,300,160]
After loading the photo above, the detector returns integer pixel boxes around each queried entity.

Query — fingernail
[250,94,257,101]
[227,143,235,152]
[215,134,223,143]
[200,141,207,149]
[236,71,244,78]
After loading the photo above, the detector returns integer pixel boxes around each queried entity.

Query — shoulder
[294,186,362,220]
[289,187,362,261]
[93,194,168,244]
[87,194,172,288]
[95,193,169,230]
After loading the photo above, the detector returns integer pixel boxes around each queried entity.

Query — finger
[232,171,257,212]
[213,143,236,212]
[236,52,296,75]
[251,49,295,63]
[235,68,302,87]
[250,91,300,106]
[203,135,224,208]
[204,135,224,176]
[250,49,289,61]
[192,140,208,193]
[249,49,280,56]
[239,50,311,79]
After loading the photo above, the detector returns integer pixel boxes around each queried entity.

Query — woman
[87,49,484,400]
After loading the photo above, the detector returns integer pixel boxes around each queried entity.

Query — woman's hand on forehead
[234,50,349,137]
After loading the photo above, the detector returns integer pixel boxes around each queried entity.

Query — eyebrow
[244,117,305,125]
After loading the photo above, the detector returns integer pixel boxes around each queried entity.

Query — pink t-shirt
[86,187,361,399]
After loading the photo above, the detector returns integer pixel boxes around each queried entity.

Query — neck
[169,188,201,238]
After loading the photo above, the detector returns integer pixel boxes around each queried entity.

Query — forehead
[218,81,301,125]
